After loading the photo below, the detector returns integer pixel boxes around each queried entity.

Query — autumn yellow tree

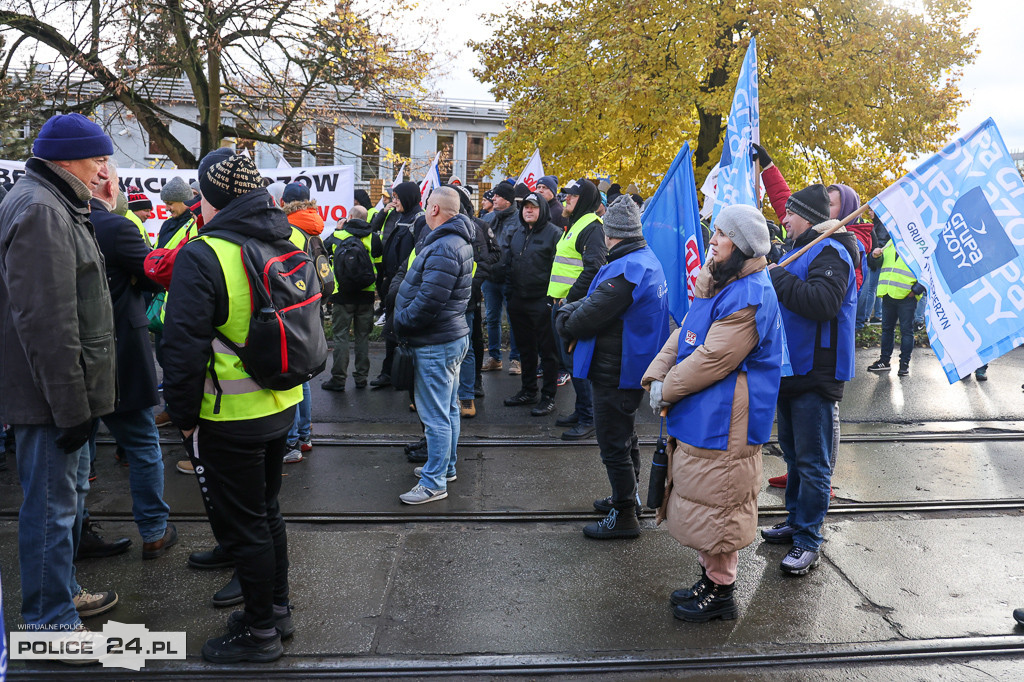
[0,0,433,168]
[473,0,976,199]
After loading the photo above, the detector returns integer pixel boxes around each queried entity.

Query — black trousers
[472,300,484,385]
[185,422,291,630]
[592,384,645,510]
[507,295,558,398]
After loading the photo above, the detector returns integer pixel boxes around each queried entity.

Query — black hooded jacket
[162,190,296,437]
[563,179,608,302]
[497,198,561,300]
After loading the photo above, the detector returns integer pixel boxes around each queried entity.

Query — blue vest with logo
[574,246,670,389]
[667,269,784,450]
[780,238,857,381]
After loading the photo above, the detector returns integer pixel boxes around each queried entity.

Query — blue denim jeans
[102,408,170,542]
[880,295,917,366]
[914,295,926,325]
[776,392,836,553]
[458,309,477,400]
[413,335,470,491]
[856,267,880,327]
[14,423,90,629]
[551,299,594,424]
[287,382,312,444]
[482,279,518,361]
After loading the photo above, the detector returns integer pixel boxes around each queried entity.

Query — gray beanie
[602,195,644,239]
[715,204,771,257]
[160,176,193,203]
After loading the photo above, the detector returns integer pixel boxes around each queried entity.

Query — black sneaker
[76,520,132,559]
[503,390,538,407]
[898,363,910,377]
[561,423,595,440]
[321,377,345,392]
[406,443,429,464]
[555,412,580,427]
[867,359,890,373]
[530,397,556,416]
[593,495,642,519]
[201,626,283,664]
[673,581,737,622]
[583,507,641,539]
[227,606,295,640]
[370,374,391,389]
[189,545,234,570]
[404,437,427,454]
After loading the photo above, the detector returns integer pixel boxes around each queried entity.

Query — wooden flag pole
[777,203,871,269]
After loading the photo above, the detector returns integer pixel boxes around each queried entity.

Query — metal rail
[13,634,1024,678]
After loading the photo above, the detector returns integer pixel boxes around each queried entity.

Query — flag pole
[777,203,871,268]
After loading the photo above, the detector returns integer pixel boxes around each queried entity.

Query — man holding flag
[760,185,859,576]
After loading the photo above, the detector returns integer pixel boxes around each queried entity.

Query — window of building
[436,132,454,179]
[281,123,304,166]
[316,126,335,166]
[393,129,411,164]
[467,135,485,183]
[361,129,380,181]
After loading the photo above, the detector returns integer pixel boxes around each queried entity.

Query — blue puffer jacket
[394,214,474,346]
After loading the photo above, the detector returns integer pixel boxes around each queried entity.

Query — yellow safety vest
[125,210,153,247]
[158,217,199,324]
[334,229,381,292]
[367,207,378,224]
[547,213,601,298]
[193,228,305,421]
[877,242,918,300]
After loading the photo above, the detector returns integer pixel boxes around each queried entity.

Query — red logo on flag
[684,235,701,303]
[685,330,697,345]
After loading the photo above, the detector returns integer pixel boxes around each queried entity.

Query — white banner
[516,149,545,191]
[0,160,354,242]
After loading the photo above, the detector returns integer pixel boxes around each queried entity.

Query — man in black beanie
[162,149,302,663]
[761,183,860,577]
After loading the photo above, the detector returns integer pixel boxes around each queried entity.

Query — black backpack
[333,235,376,294]
[304,233,336,298]
[203,230,328,391]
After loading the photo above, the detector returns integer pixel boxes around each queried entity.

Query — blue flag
[711,38,759,228]
[641,142,705,325]
[870,118,1024,383]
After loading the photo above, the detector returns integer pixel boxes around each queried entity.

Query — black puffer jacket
[394,214,474,346]
[560,239,643,388]
[498,199,561,300]
[484,204,519,283]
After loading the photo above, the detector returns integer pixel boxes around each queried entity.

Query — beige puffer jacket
[642,257,767,554]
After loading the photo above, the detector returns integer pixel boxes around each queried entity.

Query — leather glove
[751,143,773,169]
[55,419,94,454]
[649,380,666,416]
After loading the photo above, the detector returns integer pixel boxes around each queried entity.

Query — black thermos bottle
[647,424,669,509]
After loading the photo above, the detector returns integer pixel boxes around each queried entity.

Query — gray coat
[0,159,117,427]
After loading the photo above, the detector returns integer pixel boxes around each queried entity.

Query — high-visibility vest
[192,228,306,421]
[158,217,200,324]
[367,207,378,224]
[547,213,601,298]
[125,210,153,247]
[877,242,917,300]
[333,229,381,292]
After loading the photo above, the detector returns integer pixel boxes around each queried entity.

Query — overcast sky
[433,0,1024,154]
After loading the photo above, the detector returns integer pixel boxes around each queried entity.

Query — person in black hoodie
[370,180,423,388]
[162,149,301,663]
[499,192,562,415]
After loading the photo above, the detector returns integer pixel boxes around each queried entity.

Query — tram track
[15,634,1024,679]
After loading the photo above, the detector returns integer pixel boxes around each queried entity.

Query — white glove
[649,380,665,416]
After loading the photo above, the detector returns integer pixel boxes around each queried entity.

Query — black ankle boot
[670,567,710,606]
[673,580,737,622]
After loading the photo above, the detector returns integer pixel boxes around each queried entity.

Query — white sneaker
[283,448,303,464]
[176,459,195,474]
[374,313,386,327]
[413,466,456,482]
[399,484,448,505]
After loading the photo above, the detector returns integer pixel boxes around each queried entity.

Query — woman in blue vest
[642,204,784,623]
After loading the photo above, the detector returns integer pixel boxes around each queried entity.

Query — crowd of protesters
[0,112,982,667]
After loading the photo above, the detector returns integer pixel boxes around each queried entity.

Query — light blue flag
[870,118,1024,383]
[641,142,705,325]
[710,38,759,228]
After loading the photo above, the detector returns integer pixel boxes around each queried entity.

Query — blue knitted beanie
[33,113,113,161]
